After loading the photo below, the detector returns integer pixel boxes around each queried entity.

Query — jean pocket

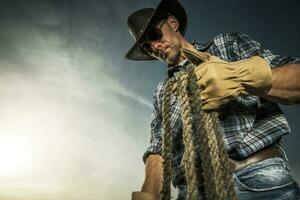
[234,158,295,192]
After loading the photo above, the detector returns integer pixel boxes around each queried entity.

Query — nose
[150,41,163,52]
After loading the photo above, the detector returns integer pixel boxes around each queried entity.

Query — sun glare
[0,137,31,176]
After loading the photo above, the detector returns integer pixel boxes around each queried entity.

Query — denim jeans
[177,157,300,200]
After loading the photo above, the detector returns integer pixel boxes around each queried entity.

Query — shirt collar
[192,40,213,51]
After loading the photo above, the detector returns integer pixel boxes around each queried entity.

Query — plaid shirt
[143,32,300,188]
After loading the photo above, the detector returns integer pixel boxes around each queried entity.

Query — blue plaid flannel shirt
[143,32,300,188]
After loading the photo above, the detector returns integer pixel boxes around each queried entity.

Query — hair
[160,65,237,200]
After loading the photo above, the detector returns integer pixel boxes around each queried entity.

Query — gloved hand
[131,191,157,200]
[181,47,272,111]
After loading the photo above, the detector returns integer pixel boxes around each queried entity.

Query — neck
[175,37,194,64]
[181,37,194,49]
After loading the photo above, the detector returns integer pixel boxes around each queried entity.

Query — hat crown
[127,8,154,41]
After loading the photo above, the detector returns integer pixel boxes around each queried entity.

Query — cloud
[0,1,151,199]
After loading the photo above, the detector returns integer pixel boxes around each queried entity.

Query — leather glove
[131,191,157,200]
[180,47,272,111]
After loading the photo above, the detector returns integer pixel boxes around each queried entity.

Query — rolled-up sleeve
[233,32,300,68]
[143,82,164,164]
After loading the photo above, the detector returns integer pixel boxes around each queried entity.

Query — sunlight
[0,137,31,177]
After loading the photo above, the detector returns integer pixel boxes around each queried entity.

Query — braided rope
[210,112,237,200]
[160,65,238,200]
[187,68,222,200]
[161,78,175,200]
[177,71,200,199]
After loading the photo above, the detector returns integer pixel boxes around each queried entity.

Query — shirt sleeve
[142,82,164,164]
[233,32,300,67]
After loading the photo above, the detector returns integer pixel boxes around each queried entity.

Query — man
[125,0,300,199]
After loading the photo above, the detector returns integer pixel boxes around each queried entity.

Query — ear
[167,15,180,32]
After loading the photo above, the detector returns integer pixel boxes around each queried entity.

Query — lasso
[160,65,237,200]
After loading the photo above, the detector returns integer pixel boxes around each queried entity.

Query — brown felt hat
[125,0,187,61]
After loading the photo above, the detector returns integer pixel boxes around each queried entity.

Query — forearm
[261,63,300,104]
[141,154,163,198]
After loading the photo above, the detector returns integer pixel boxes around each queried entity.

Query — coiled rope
[160,65,238,200]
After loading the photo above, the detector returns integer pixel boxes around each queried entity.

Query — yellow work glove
[181,47,272,111]
[131,191,157,200]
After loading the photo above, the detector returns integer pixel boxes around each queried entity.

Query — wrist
[239,56,272,95]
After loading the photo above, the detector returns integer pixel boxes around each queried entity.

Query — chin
[165,44,182,64]
[165,51,181,65]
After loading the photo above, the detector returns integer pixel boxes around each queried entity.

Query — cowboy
[125,0,300,199]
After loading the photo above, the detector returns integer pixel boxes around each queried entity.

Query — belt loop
[275,143,289,162]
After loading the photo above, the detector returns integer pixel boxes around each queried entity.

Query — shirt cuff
[142,139,162,164]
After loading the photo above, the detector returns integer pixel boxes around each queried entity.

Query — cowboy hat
[125,0,187,61]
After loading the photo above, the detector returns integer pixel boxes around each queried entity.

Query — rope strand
[161,78,175,200]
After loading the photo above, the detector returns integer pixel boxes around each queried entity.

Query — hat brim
[125,0,187,61]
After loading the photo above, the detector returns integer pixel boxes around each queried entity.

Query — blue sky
[0,0,299,199]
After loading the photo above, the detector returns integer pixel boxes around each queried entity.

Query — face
[141,16,184,65]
